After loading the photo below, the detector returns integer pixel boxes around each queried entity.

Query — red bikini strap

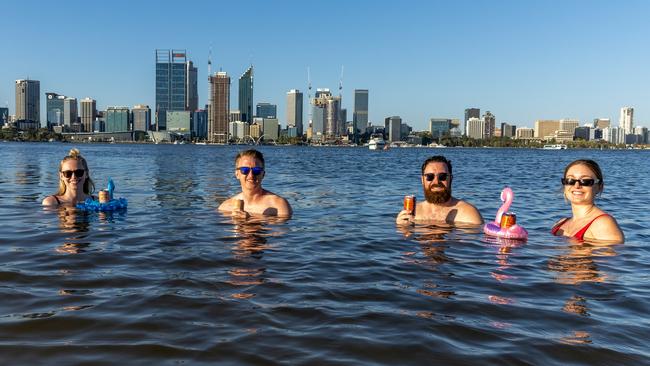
[573,214,610,240]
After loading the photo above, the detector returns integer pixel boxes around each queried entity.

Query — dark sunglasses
[238,166,264,176]
[561,178,599,187]
[423,173,449,182]
[61,169,85,178]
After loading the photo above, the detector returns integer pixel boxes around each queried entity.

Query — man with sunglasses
[396,155,483,225]
[218,149,292,218]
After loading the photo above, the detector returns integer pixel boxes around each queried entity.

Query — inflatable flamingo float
[483,187,528,240]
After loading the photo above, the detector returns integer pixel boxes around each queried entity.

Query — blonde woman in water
[42,149,96,206]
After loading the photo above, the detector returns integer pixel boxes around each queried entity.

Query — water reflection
[548,242,617,285]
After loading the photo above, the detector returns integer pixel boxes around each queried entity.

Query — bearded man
[396,155,483,225]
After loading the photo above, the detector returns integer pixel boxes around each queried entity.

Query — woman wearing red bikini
[42,149,96,206]
[551,159,624,243]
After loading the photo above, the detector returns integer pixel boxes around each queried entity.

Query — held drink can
[500,212,517,228]
[234,199,244,211]
[98,190,110,203]
[404,195,416,214]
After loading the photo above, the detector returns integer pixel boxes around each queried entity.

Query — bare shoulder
[218,195,238,211]
[587,214,624,243]
[264,191,293,217]
[42,195,58,206]
[455,199,484,224]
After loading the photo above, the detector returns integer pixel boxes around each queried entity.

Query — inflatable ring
[483,187,528,240]
[77,197,127,211]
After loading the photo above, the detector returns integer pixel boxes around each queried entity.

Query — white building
[619,107,634,134]
[466,117,485,139]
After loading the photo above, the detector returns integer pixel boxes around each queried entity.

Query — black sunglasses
[61,169,85,178]
[423,173,449,182]
[561,178,599,187]
[238,166,264,176]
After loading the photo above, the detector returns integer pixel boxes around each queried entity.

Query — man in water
[396,155,483,225]
[218,149,293,218]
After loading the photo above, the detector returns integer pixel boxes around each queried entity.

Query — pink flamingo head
[495,187,514,223]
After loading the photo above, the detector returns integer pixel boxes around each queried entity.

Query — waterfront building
[186,61,198,111]
[208,71,230,143]
[515,127,534,139]
[80,98,96,132]
[340,109,348,136]
[464,108,480,135]
[634,126,648,144]
[559,119,579,136]
[593,118,610,129]
[63,97,78,127]
[0,107,8,125]
[250,122,261,139]
[619,107,634,134]
[286,89,303,137]
[46,92,65,128]
[429,118,451,139]
[256,102,277,119]
[132,105,151,132]
[166,111,191,137]
[229,121,250,141]
[254,117,279,141]
[155,49,194,130]
[306,123,313,140]
[238,66,254,123]
[191,109,208,139]
[353,89,369,137]
[230,110,243,123]
[325,98,340,139]
[311,89,341,140]
[534,120,560,139]
[400,122,412,140]
[483,111,495,138]
[602,127,625,144]
[105,106,130,133]
[466,117,485,139]
[500,122,516,138]
[15,79,40,127]
[574,126,590,140]
[385,116,402,143]
[312,105,325,138]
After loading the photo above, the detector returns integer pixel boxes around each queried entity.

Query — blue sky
[2,0,649,130]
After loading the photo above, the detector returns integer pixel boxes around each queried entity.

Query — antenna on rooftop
[338,65,344,97]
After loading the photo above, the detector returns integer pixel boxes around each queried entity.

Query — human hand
[396,209,414,225]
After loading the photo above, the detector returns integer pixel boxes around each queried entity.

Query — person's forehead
[237,155,262,166]
[423,161,449,173]
[62,159,82,169]
[566,164,595,177]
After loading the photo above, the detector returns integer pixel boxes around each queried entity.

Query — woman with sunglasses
[42,148,96,206]
[551,159,624,243]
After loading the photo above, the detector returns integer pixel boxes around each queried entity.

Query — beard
[424,183,452,204]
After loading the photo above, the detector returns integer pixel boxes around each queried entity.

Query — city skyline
[2,0,649,130]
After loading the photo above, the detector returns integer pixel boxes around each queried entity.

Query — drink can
[98,190,110,203]
[234,199,244,211]
[500,212,517,228]
[404,195,416,213]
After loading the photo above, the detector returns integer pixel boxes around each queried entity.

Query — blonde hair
[56,148,95,195]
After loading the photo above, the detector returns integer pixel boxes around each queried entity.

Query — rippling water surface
[1,142,649,365]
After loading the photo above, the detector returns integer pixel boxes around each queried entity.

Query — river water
[1,142,648,365]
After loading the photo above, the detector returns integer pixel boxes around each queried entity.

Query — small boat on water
[368,136,386,150]
[543,144,567,150]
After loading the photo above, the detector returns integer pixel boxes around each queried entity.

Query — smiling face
[60,159,86,193]
[421,161,452,204]
[563,163,602,205]
[235,155,265,191]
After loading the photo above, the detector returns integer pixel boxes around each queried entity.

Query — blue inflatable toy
[76,178,127,212]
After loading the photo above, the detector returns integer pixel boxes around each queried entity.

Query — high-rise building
[132,105,151,132]
[325,98,340,139]
[464,108,480,135]
[286,89,303,136]
[80,98,96,132]
[311,89,341,140]
[63,97,78,127]
[619,107,634,134]
[559,119,579,136]
[192,109,208,139]
[186,60,198,111]
[500,122,516,138]
[466,117,485,139]
[574,126,591,140]
[534,120,560,139]
[208,71,230,143]
[515,127,534,139]
[15,79,40,126]
[0,107,8,125]
[105,106,130,132]
[385,116,402,142]
[238,66,253,123]
[593,118,610,129]
[46,92,65,128]
[256,102,277,118]
[260,118,279,141]
[353,89,369,137]
[166,111,191,136]
[483,111,495,138]
[429,118,451,139]
[155,49,191,130]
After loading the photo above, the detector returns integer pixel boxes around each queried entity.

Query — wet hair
[235,149,265,168]
[563,159,604,190]
[421,155,453,176]
[56,148,95,195]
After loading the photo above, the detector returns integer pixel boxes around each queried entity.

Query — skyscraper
[430,118,452,139]
[46,92,65,128]
[105,106,130,133]
[593,118,610,129]
[80,98,96,132]
[256,103,277,118]
[208,71,230,143]
[63,97,78,127]
[464,108,480,135]
[466,117,485,139]
[15,79,40,126]
[385,116,402,142]
[534,120,560,139]
[186,61,198,111]
[311,89,341,140]
[483,111,495,138]
[132,105,151,132]
[155,49,191,130]
[619,107,634,134]
[238,66,253,123]
[286,89,303,136]
[353,89,369,137]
